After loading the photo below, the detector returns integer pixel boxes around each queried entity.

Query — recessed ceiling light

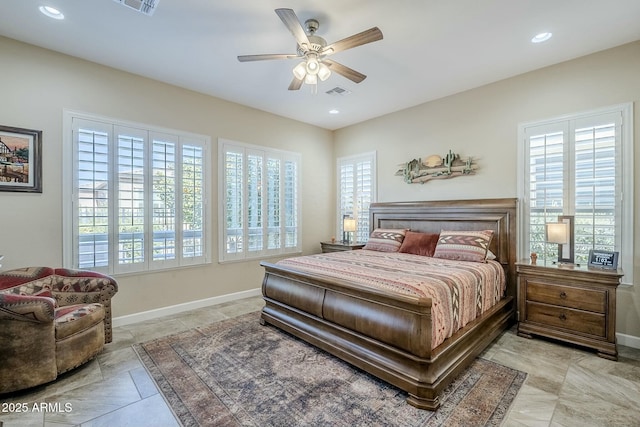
[531,32,552,43]
[39,5,64,20]
[329,109,340,115]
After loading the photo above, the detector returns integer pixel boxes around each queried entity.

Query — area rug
[134,311,526,427]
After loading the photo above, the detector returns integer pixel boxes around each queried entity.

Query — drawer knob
[559,313,567,321]
[559,291,567,299]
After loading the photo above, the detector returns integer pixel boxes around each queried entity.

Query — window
[219,139,301,262]
[63,111,211,274]
[518,103,633,283]
[337,152,376,243]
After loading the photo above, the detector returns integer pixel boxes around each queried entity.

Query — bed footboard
[260,262,514,410]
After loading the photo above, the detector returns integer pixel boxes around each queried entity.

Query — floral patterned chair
[0,267,118,394]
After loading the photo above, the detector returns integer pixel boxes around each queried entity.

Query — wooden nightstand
[516,261,623,360]
[320,241,365,253]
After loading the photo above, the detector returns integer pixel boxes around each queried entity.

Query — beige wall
[0,37,334,318]
[2,35,638,343]
[334,41,640,342]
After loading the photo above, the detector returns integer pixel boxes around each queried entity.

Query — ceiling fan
[237,8,383,93]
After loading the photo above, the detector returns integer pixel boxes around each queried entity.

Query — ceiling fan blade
[288,77,303,91]
[321,27,383,56]
[275,8,311,52]
[237,54,298,62]
[323,59,366,83]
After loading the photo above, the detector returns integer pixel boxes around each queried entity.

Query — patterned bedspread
[276,250,506,349]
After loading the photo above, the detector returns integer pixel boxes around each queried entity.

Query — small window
[218,139,301,262]
[337,152,377,243]
[63,111,211,274]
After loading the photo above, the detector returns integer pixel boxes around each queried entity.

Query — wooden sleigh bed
[259,198,517,410]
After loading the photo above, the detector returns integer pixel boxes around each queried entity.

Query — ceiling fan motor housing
[297,35,327,56]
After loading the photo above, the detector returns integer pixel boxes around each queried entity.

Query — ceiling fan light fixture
[304,73,318,85]
[318,63,331,81]
[292,62,307,80]
[305,55,320,75]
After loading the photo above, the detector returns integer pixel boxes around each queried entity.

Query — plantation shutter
[521,107,630,279]
[224,148,244,258]
[524,123,568,262]
[337,152,376,243]
[283,158,298,248]
[181,142,206,264]
[150,134,177,265]
[339,162,354,242]
[247,150,263,254]
[355,158,373,242]
[573,114,620,257]
[67,112,210,274]
[74,119,111,270]
[219,139,301,262]
[116,126,147,272]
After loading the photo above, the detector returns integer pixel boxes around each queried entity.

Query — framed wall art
[0,125,42,193]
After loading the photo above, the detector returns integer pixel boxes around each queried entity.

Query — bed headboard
[369,198,518,298]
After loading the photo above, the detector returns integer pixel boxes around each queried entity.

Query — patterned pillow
[398,231,440,257]
[433,230,494,262]
[363,228,408,252]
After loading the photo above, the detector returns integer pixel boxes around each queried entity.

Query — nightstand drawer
[525,280,607,313]
[526,301,606,337]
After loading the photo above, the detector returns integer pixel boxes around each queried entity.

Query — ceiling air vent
[325,87,352,96]
[113,0,159,16]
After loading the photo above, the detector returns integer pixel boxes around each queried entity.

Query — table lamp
[343,217,356,244]
[545,215,574,264]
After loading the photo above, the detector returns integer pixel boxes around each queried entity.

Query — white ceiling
[1,1,640,130]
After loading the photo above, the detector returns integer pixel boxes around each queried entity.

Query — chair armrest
[0,293,56,322]
[50,269,118,343]
[50,269,118,295]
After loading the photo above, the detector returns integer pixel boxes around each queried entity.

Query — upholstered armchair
[0,267,118,394]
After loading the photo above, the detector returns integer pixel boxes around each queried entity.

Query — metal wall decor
[396,149,477,184]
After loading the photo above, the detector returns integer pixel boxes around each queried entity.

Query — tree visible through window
[64,112,211,274]
[518,104,633,282]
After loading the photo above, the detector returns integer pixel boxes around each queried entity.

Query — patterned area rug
[134,312,526,427]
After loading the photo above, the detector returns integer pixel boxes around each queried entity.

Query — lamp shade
[546,222,569,244]
[305,55,320,75]
[304,73,318,85]
[343,217,356,232]
[292,62,307,80]
[318,63,331,81]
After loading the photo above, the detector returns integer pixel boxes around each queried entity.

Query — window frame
[218,138,302,263]
[517,103,634,284]
[62,110,212,275]
[337,151,377,243]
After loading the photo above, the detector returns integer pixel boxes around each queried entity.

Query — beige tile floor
[1,296,639,426]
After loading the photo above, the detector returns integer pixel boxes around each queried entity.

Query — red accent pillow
[398,231,440,257]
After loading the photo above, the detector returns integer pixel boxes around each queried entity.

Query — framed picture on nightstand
[587,250,619,270]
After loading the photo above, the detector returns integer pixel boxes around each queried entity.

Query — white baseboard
[617,332,640,350]
[112,288,262,327]
[113,290,640,351]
